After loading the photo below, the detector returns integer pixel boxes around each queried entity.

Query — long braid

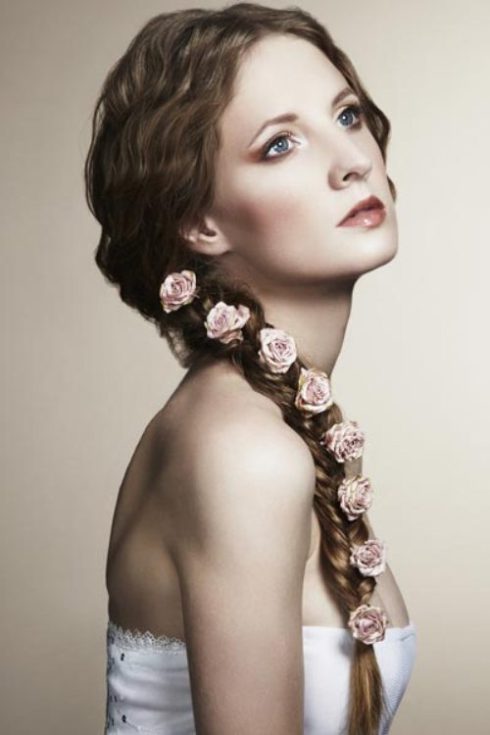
[84,4,399,732]
[160,262,390,732]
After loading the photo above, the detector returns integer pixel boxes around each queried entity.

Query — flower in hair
[321,420,365,463]
[337,475,373,521]
[348,603,389,644]
[350,538,387,577]
[205,301,251,344]
[159,270,197,313]
[258,328,297,374]
[294,367,334,415]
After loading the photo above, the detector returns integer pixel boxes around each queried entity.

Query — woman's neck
[256,278,355,377]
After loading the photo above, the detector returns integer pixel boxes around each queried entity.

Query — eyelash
[260,103,364,161]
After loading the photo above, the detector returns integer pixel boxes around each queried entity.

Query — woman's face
[203,33,398,292]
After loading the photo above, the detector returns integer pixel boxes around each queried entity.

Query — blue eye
[261,130,298,160]
[260,104,364,161]
[337,103,364,128]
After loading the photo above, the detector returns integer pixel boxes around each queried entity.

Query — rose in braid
[161,269,391,725]
[84,4,398,734]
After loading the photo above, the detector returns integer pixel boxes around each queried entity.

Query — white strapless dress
[105,619,417,734]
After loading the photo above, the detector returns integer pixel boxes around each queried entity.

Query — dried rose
[337,475,373,521]
[204,301,251,344]
[350,538,387,577]
[258,328,297,374]
[294,367,334,415]
[321,420,365,462]
[348,603,389,644]
[159,270,197,313]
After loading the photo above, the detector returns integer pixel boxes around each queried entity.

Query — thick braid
[306,424,390,728]
[159,265,390,734]
[86,8,399,732]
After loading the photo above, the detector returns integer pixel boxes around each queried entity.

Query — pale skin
[106,33,410,734]
[184,33,399,375]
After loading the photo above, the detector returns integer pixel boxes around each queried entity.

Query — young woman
[85,4,417,734]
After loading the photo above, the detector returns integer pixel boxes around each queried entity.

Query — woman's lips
[338,206,386,228]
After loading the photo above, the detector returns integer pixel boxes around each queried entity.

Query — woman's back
[105,357,302,640]
[106,357,411,639]
[107,357,318,732]
[105,359,416,734]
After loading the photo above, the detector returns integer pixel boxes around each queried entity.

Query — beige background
[2,0,489,732]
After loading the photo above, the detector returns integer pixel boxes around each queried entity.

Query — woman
[85,4,417,734]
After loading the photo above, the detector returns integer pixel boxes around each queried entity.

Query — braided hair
[85,5,397,733]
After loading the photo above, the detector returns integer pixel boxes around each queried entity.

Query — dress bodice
[105,619,416,734]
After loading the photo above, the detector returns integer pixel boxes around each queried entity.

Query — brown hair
[85,4,397,733]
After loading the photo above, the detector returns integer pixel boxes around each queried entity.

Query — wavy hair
[85,4,397,733]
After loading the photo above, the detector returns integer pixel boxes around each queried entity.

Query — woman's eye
[261,130,298,160]
[260,103,364,161]
[337,103,364,129]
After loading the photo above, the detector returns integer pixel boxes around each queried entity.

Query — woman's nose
[327,136,373,189]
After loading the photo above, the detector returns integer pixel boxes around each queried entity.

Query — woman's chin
[367,236,398,271]
[341,233,399,283]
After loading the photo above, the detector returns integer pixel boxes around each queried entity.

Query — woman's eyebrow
[247,86,357,148]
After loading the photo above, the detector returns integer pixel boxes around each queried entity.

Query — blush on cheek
[226,197,316,284]
[213,170,328,283]
[237,185,309,241]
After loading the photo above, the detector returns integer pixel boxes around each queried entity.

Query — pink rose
[348,603,389,644]
[321,420,365,462]
[258,328,297,374]
[159,270,197,313]
[294,367,334,415]
[350,538,387,577]
[204,301,251,344]
[337,475,373,521]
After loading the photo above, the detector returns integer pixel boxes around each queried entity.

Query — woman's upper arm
[169,418,315,735]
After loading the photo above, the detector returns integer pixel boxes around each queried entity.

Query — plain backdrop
[2,0,489,733]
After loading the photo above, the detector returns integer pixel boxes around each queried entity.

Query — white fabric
[105,619,417,734]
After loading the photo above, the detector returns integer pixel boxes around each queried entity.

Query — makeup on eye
[259,103,364,161]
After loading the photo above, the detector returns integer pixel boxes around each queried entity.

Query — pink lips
[337,195,386,228]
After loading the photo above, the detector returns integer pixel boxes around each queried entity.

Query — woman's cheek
[236,171,312,231]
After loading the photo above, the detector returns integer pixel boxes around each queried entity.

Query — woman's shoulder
[151,359,316,566]
[148,357,315,493]
[152,357,277,444]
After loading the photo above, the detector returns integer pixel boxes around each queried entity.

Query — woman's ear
[180,216,232,256]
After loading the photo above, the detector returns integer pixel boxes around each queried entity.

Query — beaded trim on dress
[107,620,187,653]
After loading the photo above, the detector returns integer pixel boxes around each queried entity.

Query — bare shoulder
[151,357,316,487]
[152,358,317,529]
[150,359,315,733]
